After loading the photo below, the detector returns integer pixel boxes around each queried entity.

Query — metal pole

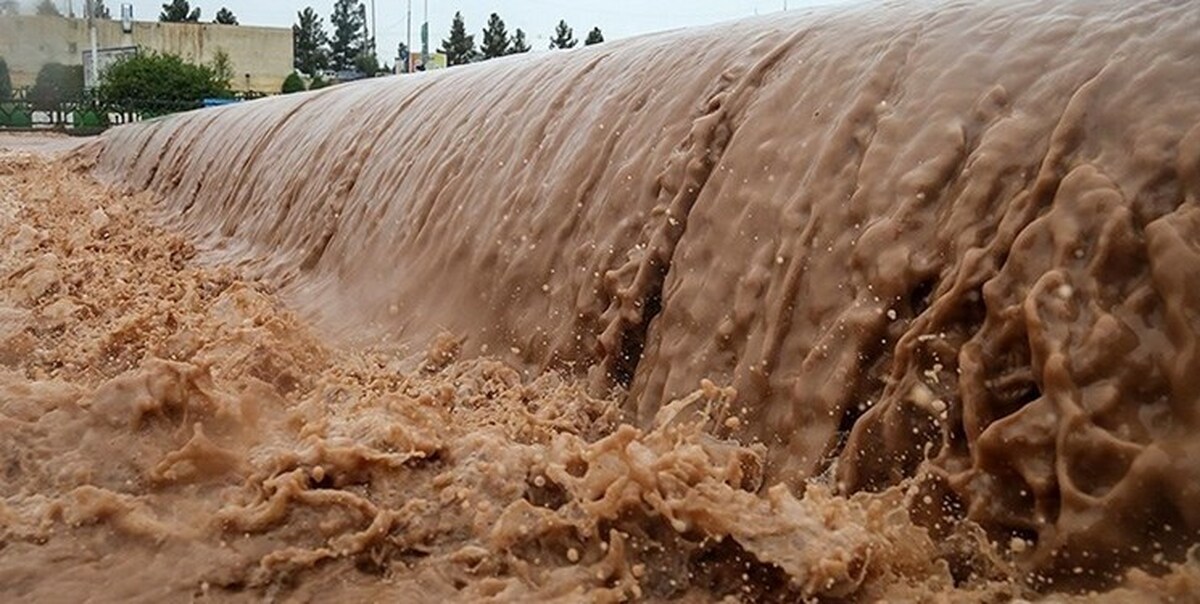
[369,0,376,55]
[406,0,411,72]
[360,5,369,55]
[87,0,99,88]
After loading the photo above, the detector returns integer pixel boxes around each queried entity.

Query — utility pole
[359,4,370,56]
[406,0,411,72]
[420,0,428,69]
[370,0,377,56]
[86,0,99,89]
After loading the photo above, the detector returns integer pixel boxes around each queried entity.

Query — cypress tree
[479,13,510,60]
[509,29,531,54]
[293,7,330,76]
[440,12,478,66]
[159,0,200,22]
[329,0,367,71]
[214,7,238,25]
[549,20,576,49]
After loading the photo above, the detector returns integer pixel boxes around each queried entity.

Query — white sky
[56,1,855,64]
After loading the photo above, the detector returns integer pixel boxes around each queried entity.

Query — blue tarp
[202,98,242,108]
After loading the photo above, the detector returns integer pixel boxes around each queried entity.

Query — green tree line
[439,13,604,67]
[292,1,380,77]
[292,4,605,76]
[158,1,239,25]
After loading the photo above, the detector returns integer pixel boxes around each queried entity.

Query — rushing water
[4,0,1198,600]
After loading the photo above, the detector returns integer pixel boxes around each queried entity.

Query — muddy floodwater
[3,0,1200,601]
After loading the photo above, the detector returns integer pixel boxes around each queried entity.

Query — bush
[309,75,332,90]
[209,49,234,89]
[281,71,306,94]
[98,51,231,115]
[29,63,84,111]
[353,52,381,77]
[0,57,11,100]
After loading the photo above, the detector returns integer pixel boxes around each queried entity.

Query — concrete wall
[0,15,293,93]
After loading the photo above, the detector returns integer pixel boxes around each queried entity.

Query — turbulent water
[3,0,1199,600]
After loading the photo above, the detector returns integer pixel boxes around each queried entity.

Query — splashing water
[3,0,1200,599]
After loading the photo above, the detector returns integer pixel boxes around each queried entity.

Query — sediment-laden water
[3,0,1199,600]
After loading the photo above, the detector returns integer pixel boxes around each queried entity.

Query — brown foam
[20,0,1200,597]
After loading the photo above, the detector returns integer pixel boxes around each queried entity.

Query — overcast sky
[71,1,855,64]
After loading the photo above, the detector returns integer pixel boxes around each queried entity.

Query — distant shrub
[309,75,332,90]
[281,71,306,94]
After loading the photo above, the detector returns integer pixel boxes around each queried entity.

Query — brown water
[4,0,1200,600]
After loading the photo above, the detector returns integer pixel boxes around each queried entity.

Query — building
[0,14,293,94]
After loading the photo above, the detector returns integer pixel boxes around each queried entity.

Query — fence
[0,88,265,134]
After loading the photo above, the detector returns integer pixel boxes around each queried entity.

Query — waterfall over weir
[83,0,1200,586]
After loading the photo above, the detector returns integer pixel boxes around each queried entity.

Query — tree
[293,7,330,76]
[549,20,576,49]
[214,7,237,25]
[281,72,306,94]
[36,0,62,17]
[585,27,604,45]
[90,0,112,18]
[0,1,18,17]
[479,13,509,60]
[209,50,234,89]
[440,12,477,66]
[160,0,200,22]
[0,58,12,100]
[29,63,84,113]
[329,0,366,72]
[98,51,231,115]
[509,29,531,54]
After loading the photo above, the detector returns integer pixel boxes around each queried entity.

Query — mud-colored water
[6,152,1197,604]
[4,0,1200,600]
